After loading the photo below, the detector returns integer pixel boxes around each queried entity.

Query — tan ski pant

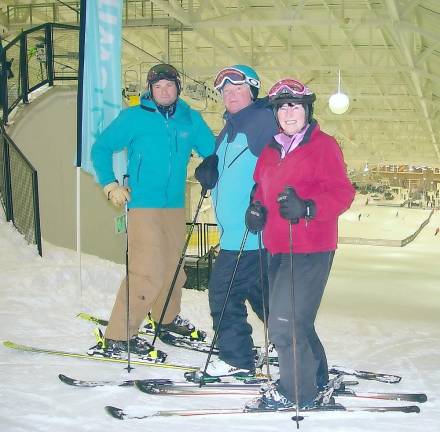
[105,208,186,341]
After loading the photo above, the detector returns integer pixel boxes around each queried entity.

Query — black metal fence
[0,122,42,255]
[184,222,219,291]
[0,23,78,256]
[1,23,79,124]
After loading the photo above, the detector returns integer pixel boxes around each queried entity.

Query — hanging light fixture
[329,69,349,114]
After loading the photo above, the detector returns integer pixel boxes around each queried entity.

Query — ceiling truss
[2,0,440,168]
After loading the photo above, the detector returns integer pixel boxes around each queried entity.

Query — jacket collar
[140,92,192,123]
[269,119,318,153]
[216,97,271,149]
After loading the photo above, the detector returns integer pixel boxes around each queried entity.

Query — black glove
[277,187,315,223]
[245,201,267,234]
[195,154,219,194]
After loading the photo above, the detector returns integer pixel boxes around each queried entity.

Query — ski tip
[58,374,73,385]
[135,380,154,394]
[3,340,26,350]
[58,374,81,386]
[105,406,125,420]
[404,405,421,414]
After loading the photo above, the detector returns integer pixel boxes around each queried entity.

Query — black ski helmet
[147,63,182,95]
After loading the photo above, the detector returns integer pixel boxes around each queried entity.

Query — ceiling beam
[384,0,439,161]
[150,0,253,65]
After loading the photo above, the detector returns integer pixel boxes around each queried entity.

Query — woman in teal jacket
[90,64,215,360]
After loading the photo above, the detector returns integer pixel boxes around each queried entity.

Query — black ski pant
[208,248,269,370]
[268,251,334,405]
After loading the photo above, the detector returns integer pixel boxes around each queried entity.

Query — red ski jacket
[254,122,355,254]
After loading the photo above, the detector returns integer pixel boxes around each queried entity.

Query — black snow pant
[208,248,269,370]
[268,251,334,405]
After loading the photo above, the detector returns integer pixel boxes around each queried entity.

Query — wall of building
[7,86,126,264]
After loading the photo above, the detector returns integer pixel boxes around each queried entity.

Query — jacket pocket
[128,153,142,184]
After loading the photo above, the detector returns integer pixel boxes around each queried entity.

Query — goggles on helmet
[147,64,180,84]
[268,79,313,98]
[214,67,261,91]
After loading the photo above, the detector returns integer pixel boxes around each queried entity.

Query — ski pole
[288,216,303,427]
[200,228,249,386]
[152,187,208,346]
[257,231,271,378]
[123,175,132,373]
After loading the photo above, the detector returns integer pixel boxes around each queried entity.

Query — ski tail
[329,365,401,384]
[76,312,109,326]
[58,374,135,388]
[105,406,126,420]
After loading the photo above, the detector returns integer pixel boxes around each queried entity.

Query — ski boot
[141,313,207,341]
[87,328,167,363]
[245,382,295,411]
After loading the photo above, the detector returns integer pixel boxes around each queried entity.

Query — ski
[105,403,420,419]
[77,312,218,355]
[58,373,271,388]
[3,340,197,371]
[135,380,426,403]
[334,388,427,403]
[329,365,401,384]
[136,380,260,396]
[57,373,425,404]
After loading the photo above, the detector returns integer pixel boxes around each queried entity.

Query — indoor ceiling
[1,0,440,169]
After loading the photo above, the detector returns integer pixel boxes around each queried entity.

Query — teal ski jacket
[92,94,215,208]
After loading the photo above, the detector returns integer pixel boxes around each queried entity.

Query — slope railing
[0,120,42,255]
[0,23,78,256]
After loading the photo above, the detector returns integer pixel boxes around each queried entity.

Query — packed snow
[1,199,439,432]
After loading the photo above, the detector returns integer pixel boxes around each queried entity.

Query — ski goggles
[147,64,179,83]
[213,67,260,91]
[268,79,312,98]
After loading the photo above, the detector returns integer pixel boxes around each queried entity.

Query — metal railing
[1,23,79,124]
[184,243,218,291]
[183,222,219,290]
[5,1,197,28]
[0,121,42,255]
[0,23,78,255]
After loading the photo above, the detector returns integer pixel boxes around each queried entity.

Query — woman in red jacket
[245,78,355,411]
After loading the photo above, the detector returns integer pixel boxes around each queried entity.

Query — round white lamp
[329,70,350,114]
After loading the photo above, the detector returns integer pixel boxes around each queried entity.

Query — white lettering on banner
[100,0,119,6]
[80,0,123,176]
[99,26,114,52]
[97,0,118,88]
[98,11,117,25]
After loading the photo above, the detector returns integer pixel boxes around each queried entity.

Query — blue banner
[77,0,126,181]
